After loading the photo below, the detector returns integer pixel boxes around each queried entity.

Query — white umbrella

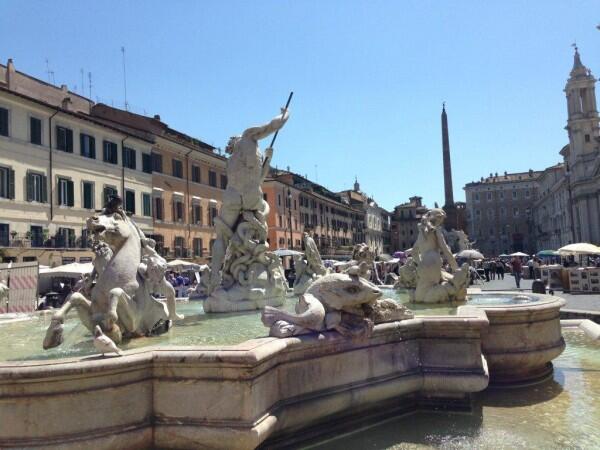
[456,249,484,260]
[558,243,600,256]
[167,259,200,270]
[510,252,530,257]
[39,262,93,278]
[273,249,303,257]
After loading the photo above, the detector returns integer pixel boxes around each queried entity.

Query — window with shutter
[67,180,74,206]
[123,147,136,170]
[0,108,8,137]
[80,134,96,159]
[7,168,14,200]
[0,167,9,199]
[193,238,203,256]
[192,165,201,182]
[82,182,94,209]
[209,170,217,187]
[154,197,164,220]
[30,117,42,145]
[220,175,227,189]
[103,141,118,164]
[27,172,45,202]
[0,224,9,246]
[125,190,135,214]
[172,159,183,178]
[142,193,152,216]
[152,153,163,173]
[56,126,73,152]
[142,153,152,173]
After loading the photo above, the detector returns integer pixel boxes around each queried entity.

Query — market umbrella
[499,254,510,258]
[167,259,200,270]
[510,252,530,257]
[39,262,93,278]
[456,249,484,260]
[273,249,303,257]
[537,250,559,257]
[558,243,600,256]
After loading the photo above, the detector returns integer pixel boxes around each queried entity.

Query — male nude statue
[209,108,290,291]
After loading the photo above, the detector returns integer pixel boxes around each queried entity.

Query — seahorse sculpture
[43,199,181,349]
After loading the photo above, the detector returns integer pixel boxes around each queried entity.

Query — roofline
[0,62,94,105]
[91,103,223,160]
[0,86,154,144]
[263,177,363,213]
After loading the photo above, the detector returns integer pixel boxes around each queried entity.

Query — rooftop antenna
[121,46,129,111]
[88,72,92,98]
[45,59,55,85]
[80,68,84,95]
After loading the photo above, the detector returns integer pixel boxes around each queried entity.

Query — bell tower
[564,46,599,177]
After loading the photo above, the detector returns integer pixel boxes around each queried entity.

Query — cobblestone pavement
[477,274,600,312]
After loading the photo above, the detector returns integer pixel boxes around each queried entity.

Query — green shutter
[66,129,73,153]
[8,169,15,199]
[67,180,74,206]
[0,108,8,136]
[80,134,85,156]
[26,173,33,201]
[90,137,96,159]
[41,175,48,203]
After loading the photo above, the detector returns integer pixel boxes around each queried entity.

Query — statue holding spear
[206,94,293,310]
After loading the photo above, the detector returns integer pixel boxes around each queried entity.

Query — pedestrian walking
[483,260,490,282]
[496,259,505,280]
[527,258,534,279]
[533,257,541,279]
[511,257,523,288]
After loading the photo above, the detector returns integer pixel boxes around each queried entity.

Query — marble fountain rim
[0,309,491,372]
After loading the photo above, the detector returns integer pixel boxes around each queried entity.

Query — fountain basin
[0,311,489,450]
[0,292,567,449]
[460,291,566,385]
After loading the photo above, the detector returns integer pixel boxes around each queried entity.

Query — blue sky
[2,1,599,210]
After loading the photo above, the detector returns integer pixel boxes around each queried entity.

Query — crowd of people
[166,272,196,297]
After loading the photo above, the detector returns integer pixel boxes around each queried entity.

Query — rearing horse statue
[43,199,180,349]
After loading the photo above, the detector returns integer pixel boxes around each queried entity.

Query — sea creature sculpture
[410,208,469,303]
[262,272,413,339]
[93,325,122,356]
[43,198,180,349]
[292,232,328,294]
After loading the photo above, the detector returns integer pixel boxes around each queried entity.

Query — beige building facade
[0,60,153,266]
[464,171,540,257]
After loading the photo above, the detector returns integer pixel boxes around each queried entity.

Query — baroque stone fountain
[0,111,569,450]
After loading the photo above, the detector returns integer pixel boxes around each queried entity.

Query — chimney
[153,114,161,121]
[6,58,15,89]
[528,169,533,177]
[61,96,72,110]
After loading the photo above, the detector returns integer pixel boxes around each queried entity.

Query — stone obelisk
[441,103,457,230]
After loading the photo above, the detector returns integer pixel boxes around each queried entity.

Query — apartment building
[266,170,359,259]
[464,170,541,256]
[90,105,227,262]
[390,196,428,252]
[0,60,153,265]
